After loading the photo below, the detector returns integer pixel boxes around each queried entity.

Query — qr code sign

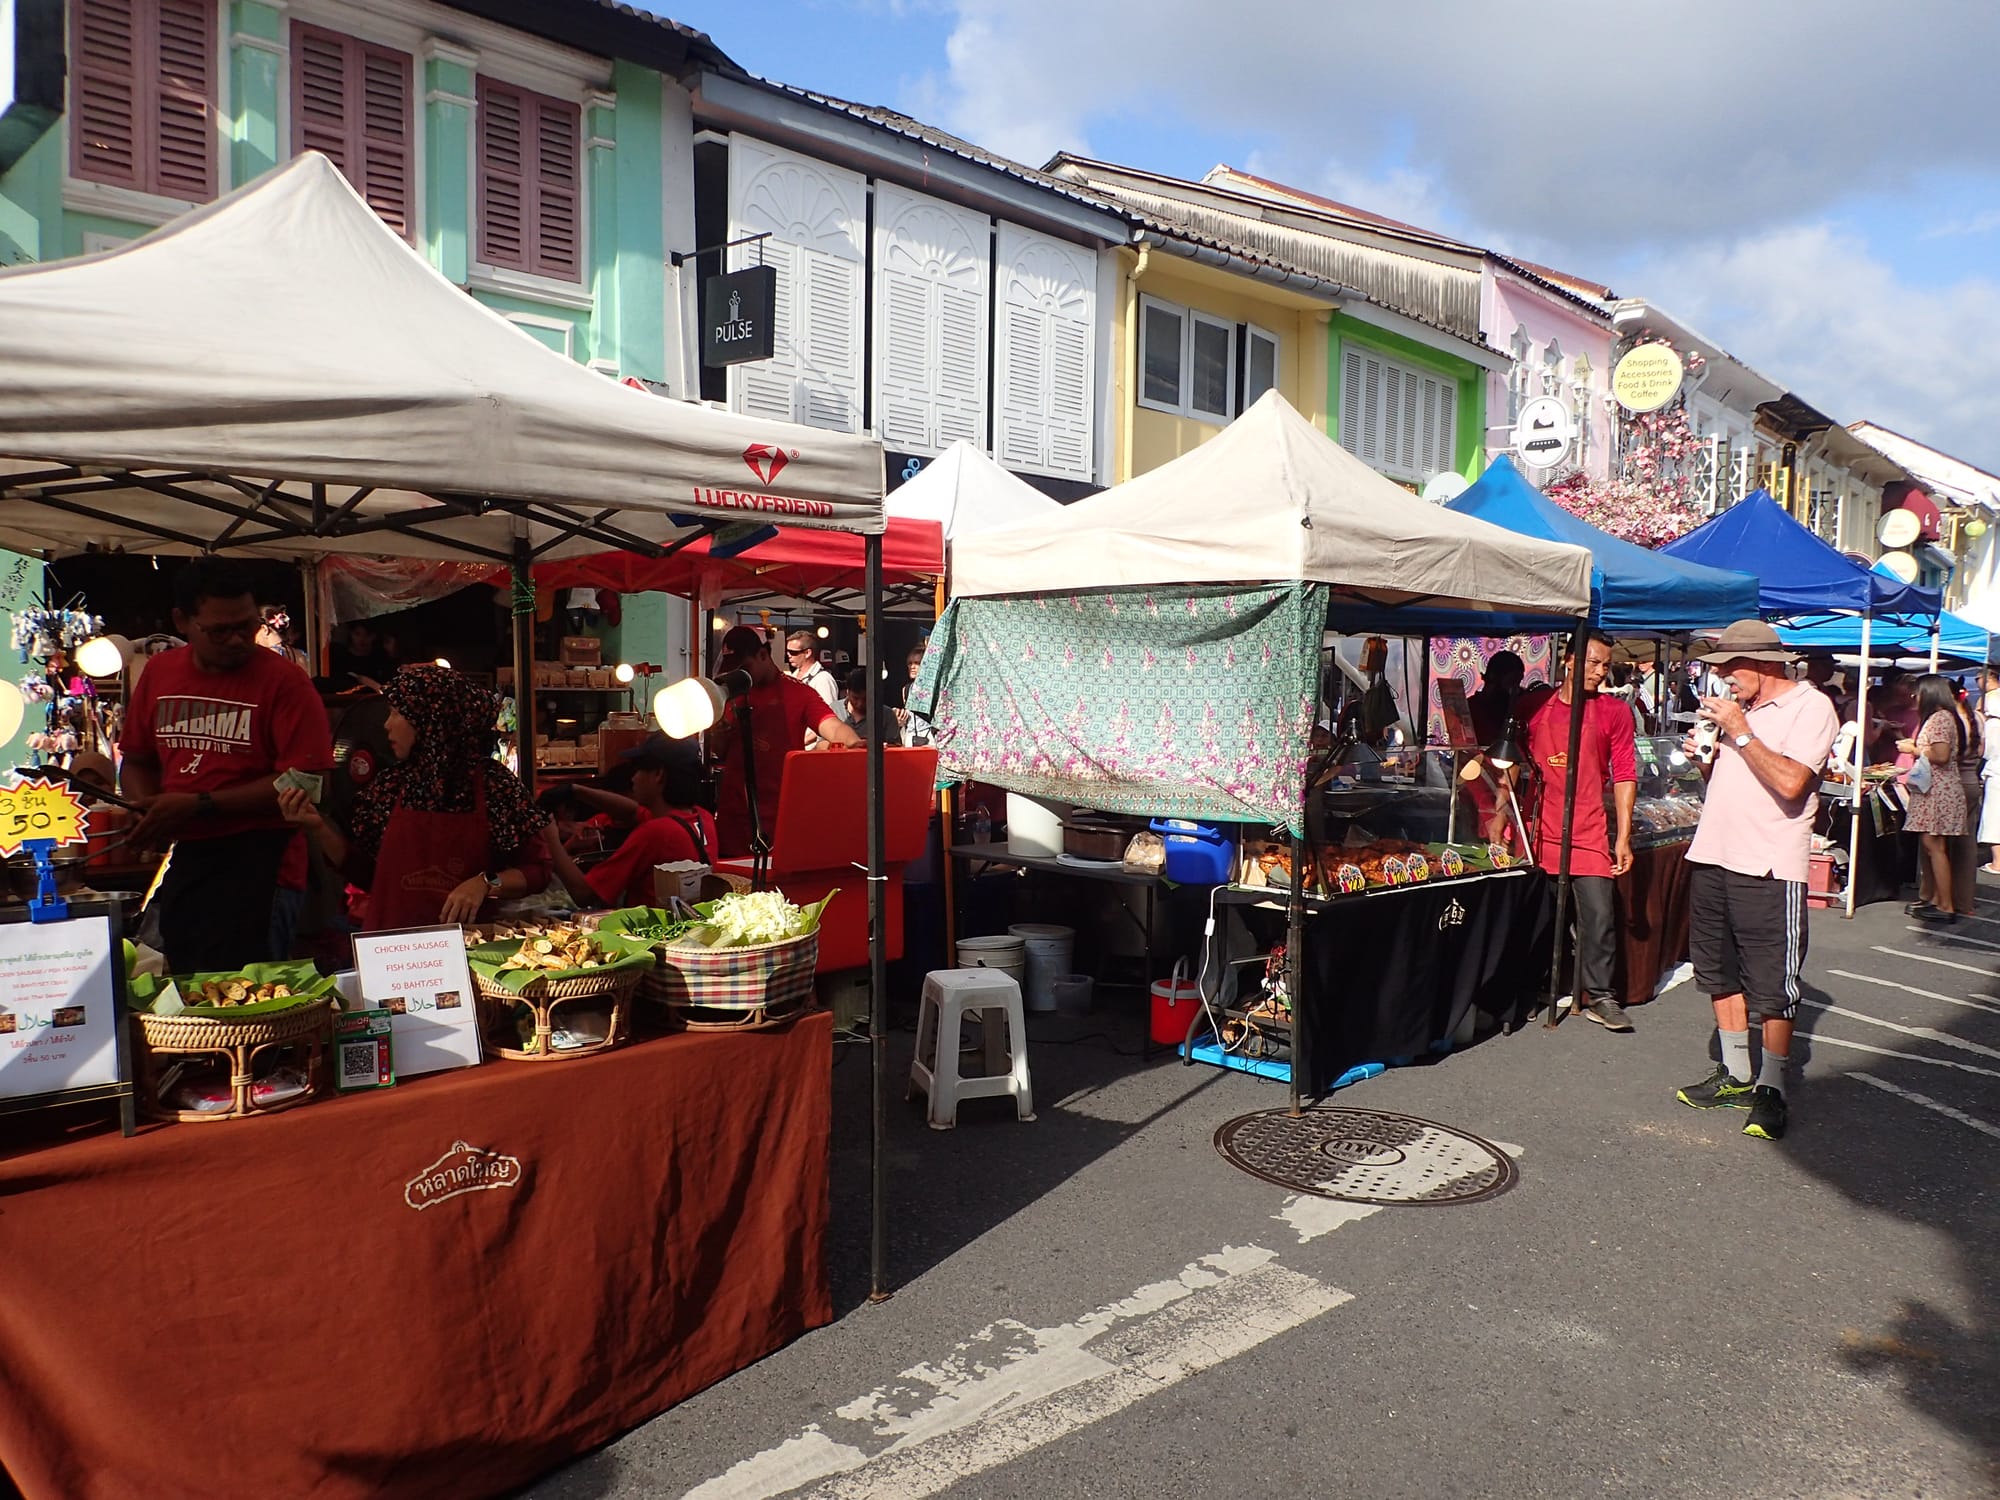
[337,1037,388,1089]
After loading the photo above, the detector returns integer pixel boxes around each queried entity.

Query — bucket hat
[1695,619,1799,666]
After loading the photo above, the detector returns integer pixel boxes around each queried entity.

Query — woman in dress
[1946,680,1985,913]
[278,665,552,929]
[1978,665,2000,874]
[1902,673,1971,924]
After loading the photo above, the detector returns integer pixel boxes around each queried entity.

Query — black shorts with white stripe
[1687,862,1808,1023]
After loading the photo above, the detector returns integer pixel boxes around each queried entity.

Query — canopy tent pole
[936,574,958,964]
[1544,619,1591,1029]
[512,535,537,798]
[1930,615,1942,674]
[299,559,321,676]
[1416,635,1432,782]
[1848,612,1871,919]
[866,532,891,1302]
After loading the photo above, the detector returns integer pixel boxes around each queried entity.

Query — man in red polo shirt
[1495,630,1638,1031]
[710,625,858,858]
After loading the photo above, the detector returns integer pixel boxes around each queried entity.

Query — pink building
[1480,258,1618,483]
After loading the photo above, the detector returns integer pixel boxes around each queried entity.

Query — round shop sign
[1612,344,1684,413]
[1512,395,1574,469]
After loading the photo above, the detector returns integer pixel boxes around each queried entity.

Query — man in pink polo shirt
[1675,620,1839,1143]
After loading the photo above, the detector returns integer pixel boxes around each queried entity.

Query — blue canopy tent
[1662,488,1939,619]
[1777,609,1991,664]
[1447,455,1759,631]
[1664,489,1944,915]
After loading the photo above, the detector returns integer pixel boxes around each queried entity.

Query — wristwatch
[1732,733,1754,750]
[484,872,505,896]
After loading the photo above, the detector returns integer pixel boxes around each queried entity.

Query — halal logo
[742,443,796,486]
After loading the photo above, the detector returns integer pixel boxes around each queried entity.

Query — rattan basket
[644,930,817,1031]
[472,968,641,1061]
[132,1001,332,1122]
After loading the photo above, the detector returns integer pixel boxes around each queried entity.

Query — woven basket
[644,930,817,1032]
[472,967,640,1061]
[132,1000,332,1123]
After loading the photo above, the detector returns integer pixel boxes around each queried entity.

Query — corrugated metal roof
[743,83,1139,222]
[1055,158,1490,350]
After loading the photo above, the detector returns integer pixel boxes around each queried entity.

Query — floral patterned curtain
[909,583,1329,833]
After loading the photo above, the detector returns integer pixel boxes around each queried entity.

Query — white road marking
[1902,925,2000,952]
[683,1247,1351,1500]
[1801,999,2000,1062]
[1652,962,1695,999]
[1805,1033,2000,1080]
[1823,968,2000,1017]
[1872,946,2000,979]
[1851,1073,2000,1140]
[1274,1138,1525,1243]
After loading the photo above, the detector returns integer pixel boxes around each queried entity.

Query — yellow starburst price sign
[0,777,89,859]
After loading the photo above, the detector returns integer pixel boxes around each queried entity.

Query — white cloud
[1628,224,2000,472]
[919,0,2000,254]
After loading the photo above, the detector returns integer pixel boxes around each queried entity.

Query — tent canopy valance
[1775,609,1992,662]
[949,392,1593,632]
[1661,490,1939,621]
[1445,455,1759,633]
[0,154,885,565]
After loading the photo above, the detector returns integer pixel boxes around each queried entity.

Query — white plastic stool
[909,969,1035,1129]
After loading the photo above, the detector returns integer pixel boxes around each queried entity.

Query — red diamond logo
[742,443,795,486]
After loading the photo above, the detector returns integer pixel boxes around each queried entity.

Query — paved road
[529,882,1999,1500]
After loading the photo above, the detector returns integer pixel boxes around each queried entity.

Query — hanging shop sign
[1877,508,1922,550]
[1612,344,1684,413]
[1511,396,1574,470]
[702,265,777,368]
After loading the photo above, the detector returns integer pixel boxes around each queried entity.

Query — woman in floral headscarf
[278,665,552,928]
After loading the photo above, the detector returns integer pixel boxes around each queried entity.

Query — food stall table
[1615,839,1693,1005]
[949,841,1168,987]
[1816,778,1908,909]
[0,1016,832,1500]
[1217,868,1553,1094]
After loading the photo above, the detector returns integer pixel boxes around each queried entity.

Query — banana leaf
[465,932,656,995]
[128,960,337,1017]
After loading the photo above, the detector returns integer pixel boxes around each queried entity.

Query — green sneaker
[1677,1066,1756,1110]
[1743,1086,1788,1141]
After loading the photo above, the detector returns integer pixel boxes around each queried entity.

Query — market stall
[917,393,1596,1103]
[1665,490,1941,914]
[0,154,898,1496]
[1446,455,1758,1004]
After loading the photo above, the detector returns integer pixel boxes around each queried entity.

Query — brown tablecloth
[0,1014,833,1500]
[1616,839,1693,1006]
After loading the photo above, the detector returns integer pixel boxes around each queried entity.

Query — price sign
[0,779,88,858]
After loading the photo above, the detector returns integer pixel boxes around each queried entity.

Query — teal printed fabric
[909,582,1328,832]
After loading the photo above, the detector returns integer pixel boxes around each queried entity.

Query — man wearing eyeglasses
[122,557,332,972]
[785,630,838,709]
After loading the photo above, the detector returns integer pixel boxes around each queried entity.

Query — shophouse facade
[0,0,731,389]
[679,74,1129,498]
[1849,421,2000,610]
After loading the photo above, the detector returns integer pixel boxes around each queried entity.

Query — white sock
[1719,1029,1753,1083]
[1757,1050,1788,1096]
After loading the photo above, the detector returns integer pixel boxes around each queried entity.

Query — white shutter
[995,224,1096,480]
[874,185,990,455]
[1341,343,1460,483]
[727,136,865,431]
[1432,380,1457,478]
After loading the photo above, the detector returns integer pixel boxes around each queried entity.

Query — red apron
[364,784,493,931]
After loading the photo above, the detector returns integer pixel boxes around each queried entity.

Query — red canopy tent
[518,516,944,598]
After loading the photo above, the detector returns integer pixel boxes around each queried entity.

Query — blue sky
[657,0,2000,476]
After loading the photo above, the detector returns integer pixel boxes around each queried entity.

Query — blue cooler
[1148,819,1234,884]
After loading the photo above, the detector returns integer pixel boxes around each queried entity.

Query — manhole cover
[1214,1107,1516,1205]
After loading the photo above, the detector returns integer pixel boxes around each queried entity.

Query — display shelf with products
[1628,733,1708,850]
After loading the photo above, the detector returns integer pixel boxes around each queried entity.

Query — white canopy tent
[952,391,1592,619]
[884,440,1060,540]
[0,153,884,565]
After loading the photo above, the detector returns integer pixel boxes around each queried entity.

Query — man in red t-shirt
[123,558,333,973]
[1496,630,1638,1032]
[584,735,718,908]
[709,626,858,858]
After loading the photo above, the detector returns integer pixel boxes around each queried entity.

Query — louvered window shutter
[292,26,349,171]
[936,278,985,447]
[477,81,580,280]
[531,95,580,281]
[1433,380,1457,478]
[877,257,933,448]
[1340,348,1364,459]
[727,138,865,432]
[152,0,215,200]
[993,225,1092,479]
[72,0,142,188]
[358,44,412,238]
[876,188,989,454]
[478,80,527,271]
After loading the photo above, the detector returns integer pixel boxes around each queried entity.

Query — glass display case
[1630,733,1707,849]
